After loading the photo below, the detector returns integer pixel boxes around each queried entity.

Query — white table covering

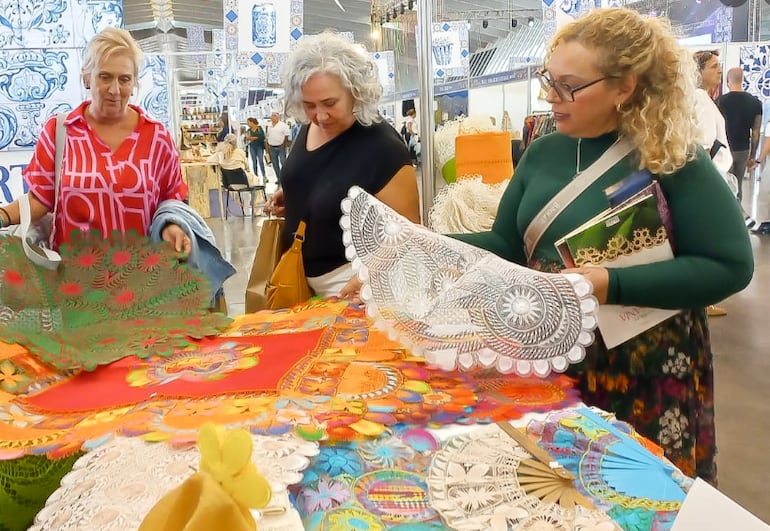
[30,433,319,531]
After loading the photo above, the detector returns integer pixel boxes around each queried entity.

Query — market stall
[0,299,690,530]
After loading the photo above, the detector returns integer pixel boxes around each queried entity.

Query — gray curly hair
[281,32,382,126]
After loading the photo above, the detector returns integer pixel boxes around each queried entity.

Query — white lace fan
[339,186,598,377]
[426,424,621,531]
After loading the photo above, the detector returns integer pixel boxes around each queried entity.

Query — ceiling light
[511,18,518,28]
[527,16,535,27]
[482,19,488,29]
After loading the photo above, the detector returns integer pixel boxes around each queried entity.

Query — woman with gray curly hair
[454,8,752,483]
[265,31,419,297]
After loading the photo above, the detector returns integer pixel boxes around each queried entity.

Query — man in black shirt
[717,68,762,201]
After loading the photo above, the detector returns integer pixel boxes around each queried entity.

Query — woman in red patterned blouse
[0,27,190,255]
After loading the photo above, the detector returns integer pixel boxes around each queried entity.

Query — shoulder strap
[523,137,634,261]
[19,112,66,270]
[53,111,65,217]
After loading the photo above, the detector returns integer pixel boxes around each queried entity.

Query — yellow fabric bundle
[139,424,272,531]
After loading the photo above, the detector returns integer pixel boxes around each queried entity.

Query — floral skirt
[532,259,717,482]
[566,308,716,483]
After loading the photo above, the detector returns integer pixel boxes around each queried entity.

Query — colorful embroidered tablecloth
[0,300,581,459]
[291,408,689,531]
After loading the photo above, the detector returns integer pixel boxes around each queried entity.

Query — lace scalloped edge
[340,186,597,378]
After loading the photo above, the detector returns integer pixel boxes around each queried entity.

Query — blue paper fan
[577,408,684,502]
[529,407,686,506]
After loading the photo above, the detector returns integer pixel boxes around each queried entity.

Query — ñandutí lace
[0,452,82,531]
[572,227,670,267]
[29,434,317,531]
[340,186,598,377]
[0,230,231,371]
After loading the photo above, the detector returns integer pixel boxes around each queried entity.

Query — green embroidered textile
[0,454,80,531]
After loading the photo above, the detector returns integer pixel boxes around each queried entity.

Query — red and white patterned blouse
[24,102,188,250]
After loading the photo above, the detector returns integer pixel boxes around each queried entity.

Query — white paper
[597,305,679,349]
[594,234,678,349]
[672,478,770,530]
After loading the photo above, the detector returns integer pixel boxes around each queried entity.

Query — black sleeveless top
[280,120,411,277]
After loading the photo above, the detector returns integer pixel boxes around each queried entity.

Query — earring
[616,103,622,112]
[85,84,90,89]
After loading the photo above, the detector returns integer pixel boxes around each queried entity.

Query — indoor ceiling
[123,0,543,83]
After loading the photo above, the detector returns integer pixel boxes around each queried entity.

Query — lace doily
[29,434,318,531]
[429,176,509,233]
[340,186,597,377]
[0,230,231,371]
[426,424,621,531]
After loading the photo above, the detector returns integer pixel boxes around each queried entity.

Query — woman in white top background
[693,50,733,175]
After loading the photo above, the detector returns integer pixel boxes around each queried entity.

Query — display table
[180,161,222,219]
[0,300,689,530]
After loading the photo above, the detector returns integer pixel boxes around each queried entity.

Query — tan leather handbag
[265,220,313,309]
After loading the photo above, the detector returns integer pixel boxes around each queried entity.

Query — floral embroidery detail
[359,433,415,468]
[661,349,691,379]
[0,360,31,393]
[658,406,689,450]
[298,477,351,512]
[0,404,45,428]
[314,446,364,477]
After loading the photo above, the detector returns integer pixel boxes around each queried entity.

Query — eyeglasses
[536,70,609,102]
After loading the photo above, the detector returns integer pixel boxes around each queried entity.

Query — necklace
[574,136,623,179]
[575,138,583,176]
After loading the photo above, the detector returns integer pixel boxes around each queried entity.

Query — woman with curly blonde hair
[455,8,752,482]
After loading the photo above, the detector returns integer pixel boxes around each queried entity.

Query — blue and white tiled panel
[430,21,469,79]
[237,51,284,85]
[0,48,85,151]
[740,45,770,101]
[710,6,733,43]
[133,54,170,130]
[225,0,303,69]
[372,51,395,96]
[0,0,123,51]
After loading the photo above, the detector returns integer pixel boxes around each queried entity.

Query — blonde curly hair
[549,8,699,175]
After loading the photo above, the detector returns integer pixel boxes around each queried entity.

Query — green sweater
[455,132,753,309]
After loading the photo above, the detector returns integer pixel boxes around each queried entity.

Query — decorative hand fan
[0,230,231,371]
[426,423,621,530]
[526,407,686,508]
[340,186,598,377]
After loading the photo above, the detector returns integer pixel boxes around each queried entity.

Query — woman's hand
[339,274,363,305]
[161,223,191,257]
[264,188,285,217]
[562,266,609,304]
